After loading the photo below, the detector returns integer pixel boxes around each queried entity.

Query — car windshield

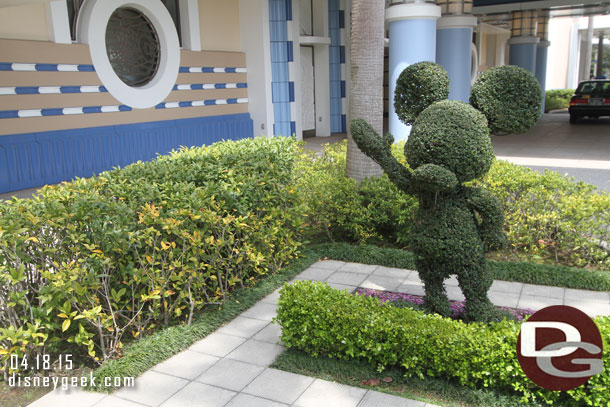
[576,81,610,95]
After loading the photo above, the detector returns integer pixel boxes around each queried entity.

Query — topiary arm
[465,187,508,252]
[350,118,412,193]
[411,164,458,193]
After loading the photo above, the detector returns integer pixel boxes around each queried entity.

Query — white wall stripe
[80,86,102,93]
[39,87,62,94]
[18,109,43,118]
[62,107,84,115]
[57,64,79,72]
[101,106,120,113]
[12,63,37,71]
[0,87,15,95]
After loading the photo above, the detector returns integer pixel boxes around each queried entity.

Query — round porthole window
[77,0,180,109]
[105,8,160,87]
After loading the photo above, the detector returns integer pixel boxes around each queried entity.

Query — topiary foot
[424,294,452,317]
[462,300,510,323]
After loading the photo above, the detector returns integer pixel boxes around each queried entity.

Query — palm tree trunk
[346,0,385,181]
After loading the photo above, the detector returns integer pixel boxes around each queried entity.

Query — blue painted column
[508,36,539,74]
[436,16,477,102]
[386,3,441,141]
[535,40,550,112]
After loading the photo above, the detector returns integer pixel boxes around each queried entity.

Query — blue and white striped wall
[328,0,347,133]
[0,39,253,193]
[269,0,296,137]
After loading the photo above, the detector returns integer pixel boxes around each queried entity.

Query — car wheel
[569,114,579,124]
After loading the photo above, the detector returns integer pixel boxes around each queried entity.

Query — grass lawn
[0,382,50,407]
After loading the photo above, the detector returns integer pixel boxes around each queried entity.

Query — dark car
[568,80,610,123]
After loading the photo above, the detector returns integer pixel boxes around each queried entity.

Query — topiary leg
[456,261,498,322]
[417,263,451,317]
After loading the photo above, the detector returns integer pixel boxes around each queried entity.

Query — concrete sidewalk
[28,261,610,407]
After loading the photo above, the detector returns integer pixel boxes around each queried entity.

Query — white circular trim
[437,15,477,29]
[507,36,539,46]
[385,3,441,22]
[470,42,478,86]
[76,0,180,109]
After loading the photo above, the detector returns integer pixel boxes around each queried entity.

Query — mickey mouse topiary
[394,61,450,125]
[469,65,542,135]
[351,64,509,322]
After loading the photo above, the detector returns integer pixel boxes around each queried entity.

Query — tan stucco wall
[198,0,241,52]
[0,3,50,41]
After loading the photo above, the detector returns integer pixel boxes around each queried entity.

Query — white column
[46,0,71,44]
[239,0,274,137]
[386,2,441,141]
[312,0,331,137]
[179,0,201,51]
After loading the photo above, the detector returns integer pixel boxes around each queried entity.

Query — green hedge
[480,160,610,269]
[545,89,574,112]
[297,141,610,270]
[0,137,305,374]
[276,281,610,406]
[295,141,417,245]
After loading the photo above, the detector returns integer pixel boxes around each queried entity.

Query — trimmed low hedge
[276,281,610,406]
[0,137,305,375]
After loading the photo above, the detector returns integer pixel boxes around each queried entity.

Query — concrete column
[239,0,274,137]
[436,15,477,102]
[581,16,595,81]
[597,31,605,77]
[535,10,550,112]
[508,10,538,74]
[386,2,441,141]
[535,40,550,112]
[312,0,330,137]
[508,36,539,74]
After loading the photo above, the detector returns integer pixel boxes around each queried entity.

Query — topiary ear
[394,61,450,125]
[469,65,542,135]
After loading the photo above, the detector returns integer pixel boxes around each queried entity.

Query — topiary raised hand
[351,98,508,322]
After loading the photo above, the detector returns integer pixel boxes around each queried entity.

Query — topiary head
[394,61,450,125]
[469,65,542,135]
[406,100,493,183]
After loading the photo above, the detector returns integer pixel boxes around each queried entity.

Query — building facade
[1,0,608,193]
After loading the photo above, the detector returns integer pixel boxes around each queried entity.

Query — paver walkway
[28,261,610,407]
